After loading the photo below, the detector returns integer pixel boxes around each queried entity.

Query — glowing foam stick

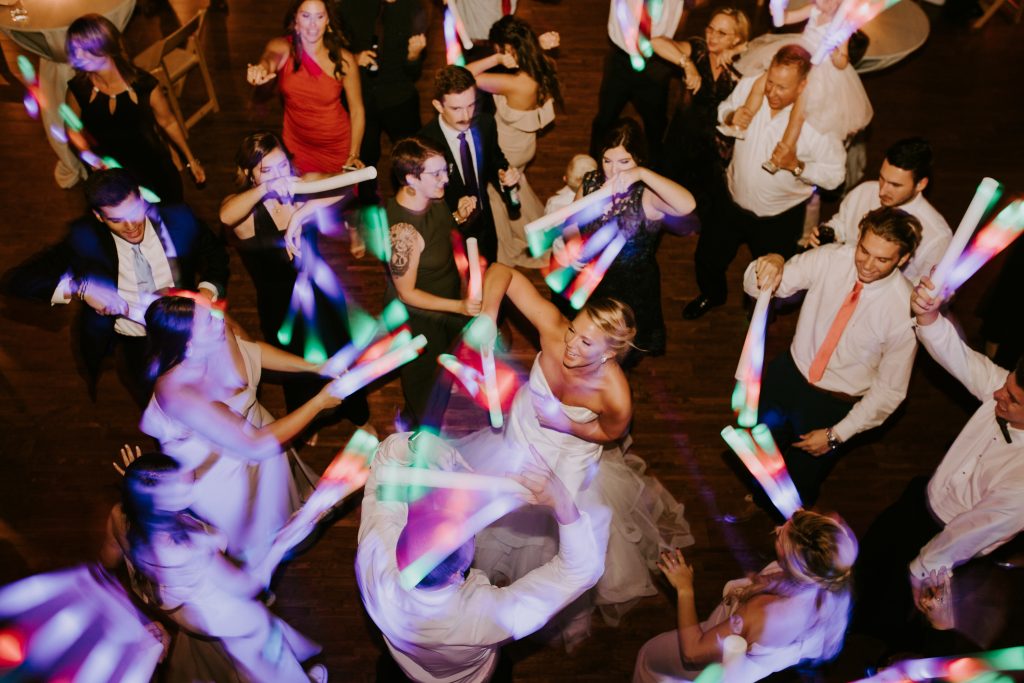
[329,334,427,398]
[693,664,724,683]
[463,316,503,427]
[446,0,475,49]
[362,205,392,263]
[376,465,528,495]
[750,424,802,517]
[466,237,483,301]
[721,426,800,519]
[438,353,484,397]
[615,0,646,71]
[929,177,1004,297]
[943,200,1024,294]
[851,648,1024,683]
[733,289,773,427]
[770,0,788,25]
[451,230,470,283]
[526,182,616,235]
[291,166,377,195]
[569,232,627,309]
[722,635,749,682]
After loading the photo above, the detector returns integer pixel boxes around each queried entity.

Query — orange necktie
[807,280,863,384]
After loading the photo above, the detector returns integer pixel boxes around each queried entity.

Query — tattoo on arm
[389,223,418,278]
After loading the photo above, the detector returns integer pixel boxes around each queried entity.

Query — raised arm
[389,222,479,315]
[247,37,290,85]
[651,38,701,92]
[482,263,565,335]
[783,4,814,24]
[465,52,522,96]
[636,167,697,221]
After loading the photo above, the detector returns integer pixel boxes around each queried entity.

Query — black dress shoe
[682,295,724,320]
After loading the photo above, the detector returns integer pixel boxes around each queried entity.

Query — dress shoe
[682,295,724,320]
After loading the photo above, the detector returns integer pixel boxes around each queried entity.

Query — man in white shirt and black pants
[852,276,1024,653]
[812,137,952,285]
[731,207,922,520]
[683,45,846,320]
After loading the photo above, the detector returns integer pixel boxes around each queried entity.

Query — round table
[0,0,137,187]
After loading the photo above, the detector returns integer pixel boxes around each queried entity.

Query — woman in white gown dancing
[457,263,693,647]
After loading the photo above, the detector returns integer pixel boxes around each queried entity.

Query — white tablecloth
[0,0,137,187]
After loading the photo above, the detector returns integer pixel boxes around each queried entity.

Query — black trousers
[727,352,854,518]
[851,476,954,652]
[399,309,467,430]
[589,46,672,165]
[695,196,807,304]
[114,334,153,408]
[358,92,422,204]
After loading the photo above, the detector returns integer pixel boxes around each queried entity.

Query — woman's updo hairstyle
[579,298,638,362]
[777,510,858,593]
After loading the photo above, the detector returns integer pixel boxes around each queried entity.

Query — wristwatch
[792,160,806,178]
[826,427,842,450]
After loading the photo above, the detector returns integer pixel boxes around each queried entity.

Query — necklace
[89,78,138,115]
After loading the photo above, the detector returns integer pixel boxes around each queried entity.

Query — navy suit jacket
[4,203,229,382]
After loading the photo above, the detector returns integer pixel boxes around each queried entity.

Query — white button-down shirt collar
[720,76,846,216]
[607,0,685,54]
[910,314,1024,579]
[824,181,953,283]
[438,115,478,187]
[743,244,917,441]
[112,218,175,336]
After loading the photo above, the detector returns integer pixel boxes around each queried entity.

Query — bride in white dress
[456,263,694,647]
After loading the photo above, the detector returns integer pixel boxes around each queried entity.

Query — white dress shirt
[909,315,1024,579]
[607,0,685,54]
[720,76,846,217]
[356,436,602,683]
[823,181,953,283]
[544,185,576,216]
[438,115,479,189]
[51,219,174,337]
[743,244,917,441]
[453,0,517,42]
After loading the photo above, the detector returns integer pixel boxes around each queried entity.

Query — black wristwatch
[826,427,842,450]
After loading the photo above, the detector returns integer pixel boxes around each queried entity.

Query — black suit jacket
[4,203,229,383]
[418,114,510,262]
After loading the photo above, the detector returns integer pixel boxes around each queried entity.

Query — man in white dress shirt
[356,432,603,683]
[852,277,1024,651]
[589,0,686,164]
[684,45,846,320]
[3,169,228,405]
[732,207,921,518]
[813,137,952,284]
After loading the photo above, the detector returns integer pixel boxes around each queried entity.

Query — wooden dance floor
[1,0,1023,680]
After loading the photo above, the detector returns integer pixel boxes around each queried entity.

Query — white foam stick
[328,334,427,398]
[524,185,616,234]
[447,0,475,49]
[376,464,529,495]
[292,166,378,194]
[722,635,749,683]
[929,177,1002,296]
[734,289,773,381]
[467,237,482,300]
[481,343,503,428]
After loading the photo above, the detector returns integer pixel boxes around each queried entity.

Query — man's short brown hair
[858,206,923,258]
[770,44,812,80]
[433,65,476,102]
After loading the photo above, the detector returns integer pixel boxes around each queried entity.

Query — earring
[185,342,194,358]
[601,356,608,364]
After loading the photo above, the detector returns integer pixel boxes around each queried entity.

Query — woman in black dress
[65,14,204,203]
[220,131,369,435]
[384,137,480,429]
[555,119,695,367]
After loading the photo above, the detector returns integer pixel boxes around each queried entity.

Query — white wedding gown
[455,354,694,647]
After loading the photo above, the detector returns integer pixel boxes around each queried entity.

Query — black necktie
[458,131,479,199]
[997,416,1012,444]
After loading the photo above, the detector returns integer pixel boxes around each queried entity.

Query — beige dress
[488,94,556,268]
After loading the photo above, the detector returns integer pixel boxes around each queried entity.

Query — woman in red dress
[248,0,365,174]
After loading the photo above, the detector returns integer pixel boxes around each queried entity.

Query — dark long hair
[283,0,350,80]
[144,296,196,382]
[599,118,649,168]
[234,130,295,188]
[488,16,563,108]
[66,14,140,83]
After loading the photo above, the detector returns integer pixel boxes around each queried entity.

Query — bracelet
[679,54,690,68]
[75,278,89,300]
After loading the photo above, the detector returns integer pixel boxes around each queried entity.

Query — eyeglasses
[421,164,452,180]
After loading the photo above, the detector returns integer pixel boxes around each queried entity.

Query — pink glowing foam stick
[292,166,377,194]
[721,426,801,519]
[482,343,503,428]
[466,237,482,301]
[525,185,616,235]
[733,289,773,427]
[943,200,1024,294]
[851,647,1024,683]
[569,232,627,310]
[376,465,529,495]
[329,334,427,398]
[929,177,1003,298]
[438,353,484,398]
[750,424,803,516]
